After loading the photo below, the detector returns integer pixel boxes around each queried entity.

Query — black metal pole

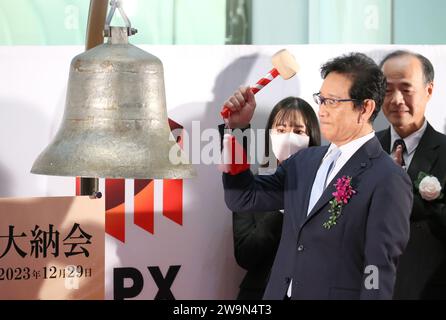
[81,0,109,197]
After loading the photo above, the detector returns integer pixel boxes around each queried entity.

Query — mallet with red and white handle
[220,49,300,120]
[219,49,299,175]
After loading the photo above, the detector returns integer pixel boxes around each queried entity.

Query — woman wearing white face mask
[233,96,320,300]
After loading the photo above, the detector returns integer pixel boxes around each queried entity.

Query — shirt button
[297,244,304,252]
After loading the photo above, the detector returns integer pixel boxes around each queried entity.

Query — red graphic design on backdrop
[76,119,184,243]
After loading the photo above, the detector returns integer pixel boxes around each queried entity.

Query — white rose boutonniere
[415,172,443,201]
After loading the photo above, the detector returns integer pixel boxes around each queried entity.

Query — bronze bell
[31,5,195,179]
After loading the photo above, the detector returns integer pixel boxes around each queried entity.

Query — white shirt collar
[323,131,375,188]
[390,120,427,156]
[326,131,376,160]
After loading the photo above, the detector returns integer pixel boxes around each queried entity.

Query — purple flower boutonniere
[323,176,356,229]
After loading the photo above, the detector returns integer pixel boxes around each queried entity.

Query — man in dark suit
[377,50,446,299]
[221,52,413,300]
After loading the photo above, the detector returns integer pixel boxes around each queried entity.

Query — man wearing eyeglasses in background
[221,52,412,299]
[377,50,446,300]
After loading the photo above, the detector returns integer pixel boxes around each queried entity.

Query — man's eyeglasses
[313,93,360,107]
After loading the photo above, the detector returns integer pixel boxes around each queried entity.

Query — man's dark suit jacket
[377,123,446,299]
[223,136,413,300]
[233,210,283,300]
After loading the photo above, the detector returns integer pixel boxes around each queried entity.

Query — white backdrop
[1,45,446,299]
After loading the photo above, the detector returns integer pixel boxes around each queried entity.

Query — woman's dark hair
[263,97,321,165]
[320,52,386,123]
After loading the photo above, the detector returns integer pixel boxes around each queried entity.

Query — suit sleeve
[360,170,413,300]
[220,121,290,212]
[222,165,286,212]
[233,211,283,270]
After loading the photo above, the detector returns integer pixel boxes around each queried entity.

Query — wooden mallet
[220,49,300,119]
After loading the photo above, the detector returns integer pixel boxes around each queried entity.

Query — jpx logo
[114,265,181,300]
[105,178,183,242]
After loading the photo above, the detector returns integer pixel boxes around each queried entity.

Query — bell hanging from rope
[31,1,195,179]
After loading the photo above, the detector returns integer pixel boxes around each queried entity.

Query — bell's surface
[31,27,195,179]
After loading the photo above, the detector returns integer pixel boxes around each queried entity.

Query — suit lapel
[304,137,382,225]
[407,123,440,181]
[377,128,391,153]
[296,147,328,225]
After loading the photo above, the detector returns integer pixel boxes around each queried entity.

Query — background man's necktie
[307,148,341,216]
